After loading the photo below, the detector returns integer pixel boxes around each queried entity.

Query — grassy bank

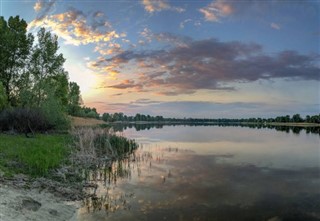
[0,134,70,177]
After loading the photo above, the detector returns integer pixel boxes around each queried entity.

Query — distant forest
[101,112,320,124]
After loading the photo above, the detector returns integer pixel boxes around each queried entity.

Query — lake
[77,125,320,221]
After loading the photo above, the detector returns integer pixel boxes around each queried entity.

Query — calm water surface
[78,126,320,221]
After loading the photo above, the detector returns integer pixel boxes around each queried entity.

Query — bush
[0,108,52,134]
[0,105,71,134]
[40,92,70,131]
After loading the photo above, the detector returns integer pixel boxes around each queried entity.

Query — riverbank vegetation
[0,16,138,200]
[0,16,77,132]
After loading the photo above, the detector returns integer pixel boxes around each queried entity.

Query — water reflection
[81,148,155,215]
[78,126,320,221]
[103,123,320,135]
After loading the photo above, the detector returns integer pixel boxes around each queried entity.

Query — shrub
[0,108,51,134]
[40,92,70,131]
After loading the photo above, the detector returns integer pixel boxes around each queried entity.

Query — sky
[1,0,320,118]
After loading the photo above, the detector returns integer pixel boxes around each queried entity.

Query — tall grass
[0,128,138,178]
[0,134,69,176]
[71,127,138,167]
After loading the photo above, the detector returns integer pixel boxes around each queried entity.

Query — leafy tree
[102,113,111,122]
[292,114,303,123]
[29,28,66,107]
[50,73,69,107]
[67,81,82,115]
[0,16,33,105]
[40,87,70,130]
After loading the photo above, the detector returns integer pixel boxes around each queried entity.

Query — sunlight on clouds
[29,8,121,46]
[33,1,42,12]
[87,58,120,79]
[141,0,185,13]
[21,0,319,117]
[199,0,233,22]
[94,43,122,55]
[142,0,169,13]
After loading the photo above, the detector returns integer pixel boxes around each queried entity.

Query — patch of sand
[0,183,78,221]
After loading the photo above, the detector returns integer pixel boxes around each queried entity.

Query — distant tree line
[0,16,88,134]
[102,112,164,122]
[101,112,320,124]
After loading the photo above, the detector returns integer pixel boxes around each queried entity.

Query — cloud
[199,0,233,22]
[141,0,185,13]
[29,7,121,46]
[199,1,318,23]
[139,28,191,47]
[95,37,319,95]
[33,0,57,18]
[108,80,143,90]
[270,22,281,30]
[33,1,42,12]
[180,19,192,29]
[94,43,123,56]
[103,100,268,118]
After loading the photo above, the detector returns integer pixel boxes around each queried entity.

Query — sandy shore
[0,183,78,221]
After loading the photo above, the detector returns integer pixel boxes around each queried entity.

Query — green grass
[0,134,70,177]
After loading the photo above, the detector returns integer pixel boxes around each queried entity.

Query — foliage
[0,16,84,132]
[67,81,82,115]
[29,27,67,107]
[74,106,100,119]
[40,88,70,131]
[102,112,164,122]
[0,134,69,176]
[0,108,51,134]
[0,16,33,105]
[0,82,7,110]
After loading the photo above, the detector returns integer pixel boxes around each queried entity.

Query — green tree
[292,114,303,123]
[0,16,33,105]
[102,113,111,122]
[50,73,69,107]
[67,82,82,115]
[29,28,66,107]
[40,87,70,130]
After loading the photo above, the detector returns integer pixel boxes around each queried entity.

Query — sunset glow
[2,0,319,117]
